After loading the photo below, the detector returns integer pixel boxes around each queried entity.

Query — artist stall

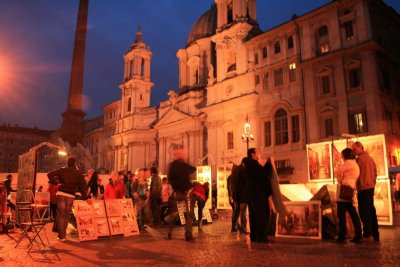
[277,134,394,240]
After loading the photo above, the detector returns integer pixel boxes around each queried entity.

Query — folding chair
[14,191,47,249]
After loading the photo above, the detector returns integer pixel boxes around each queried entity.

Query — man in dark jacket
[244,148,272,243]
[229,160,248,233]
[167,145,196,241]
[149,167,162,227]
[47,156,88,241]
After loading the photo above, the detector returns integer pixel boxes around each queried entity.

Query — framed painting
[108,216,124,235]
[307,142,332,182]
[105,199,122,217]
[95,218,110,237]
[216,163,232,210]
[276,201,322,240]
[75,215,98,241]
[74,200,93,215]
[92,200,106,218]
[374,179,393,226]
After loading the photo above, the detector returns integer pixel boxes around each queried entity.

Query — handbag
[339,184,354,201]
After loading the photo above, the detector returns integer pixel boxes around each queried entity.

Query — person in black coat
[229,160,249,233]
[244,148,272,243]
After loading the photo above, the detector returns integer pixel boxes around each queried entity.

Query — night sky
[1,0,399,130]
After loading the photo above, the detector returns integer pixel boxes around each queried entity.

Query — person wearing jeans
[352,141,379,241]
[47,156,88,241]
[336,148,362,243]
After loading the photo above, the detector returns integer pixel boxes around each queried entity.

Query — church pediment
[153,108,192,128]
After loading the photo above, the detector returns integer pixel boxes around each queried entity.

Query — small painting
[276,201,322,240]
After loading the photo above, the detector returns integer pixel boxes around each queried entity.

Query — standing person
[190,181,209,231]
[352,141,379,241]
[227,166,235,231]
[133,169,151,230]
[336,148,362,243]
[149,167,162,227]
[87,170,101,199]
[47,156,89,241]
[104,171,126,199]
[4,174,15,197]
[47,178,60,221]
[243,148,270,243]
[161,177,172,222]
[167,144,196,242]
[231,160,249,234]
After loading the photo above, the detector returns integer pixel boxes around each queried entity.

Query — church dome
[187,4,217,46]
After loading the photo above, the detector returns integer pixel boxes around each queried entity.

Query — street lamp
[241,114,254,151]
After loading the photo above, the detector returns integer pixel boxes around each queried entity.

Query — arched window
[274,41,281,54]
[275,109,288,145]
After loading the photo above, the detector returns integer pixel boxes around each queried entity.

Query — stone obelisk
[59,0,89,146]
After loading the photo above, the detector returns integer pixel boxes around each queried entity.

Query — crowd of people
[0,140,384,245]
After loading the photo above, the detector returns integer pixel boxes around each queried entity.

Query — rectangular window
[275,159,293,176]
[344,21,354,39]
[289,63,296,83]
[348,68,361,88]
[292,115,300,143]
[262,47,268,58]
[227,132,234,150]
[255,75,260,85]
[320,43,330,54]
[263,72,269,90]
[288,36,294,49]
[254,53,259,65]
[348,111,367,134]
[264,122,271,147]
[321,75,330,94]
[324,118,334,138]
[274,68,283,87]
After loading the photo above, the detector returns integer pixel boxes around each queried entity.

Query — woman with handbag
[336,148,362,243]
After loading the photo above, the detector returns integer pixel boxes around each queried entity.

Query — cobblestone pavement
[1,216,399,267]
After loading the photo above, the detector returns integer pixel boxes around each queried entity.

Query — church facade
[84,0,400,183]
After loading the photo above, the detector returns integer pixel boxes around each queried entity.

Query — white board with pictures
[193,207,213,223]
[177,200,187,225]
[196,165,212,210]
[374,179,393,226]
[216,163,233,210]
[119,198,140,236]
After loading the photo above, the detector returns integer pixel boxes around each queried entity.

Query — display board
[105,199,139,237]
[374,179,393,226]
[17,150,36,208]
[276,201,322,240]
[308,134,388,182]
[194,207,213,223]
[280,184,313,201]
[74,201,98,241]
[74,199,139,241]
[196,166,212,210]
[216,164,233,209]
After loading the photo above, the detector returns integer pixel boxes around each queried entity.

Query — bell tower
[215,0,257,30]
[119,26,153,116]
